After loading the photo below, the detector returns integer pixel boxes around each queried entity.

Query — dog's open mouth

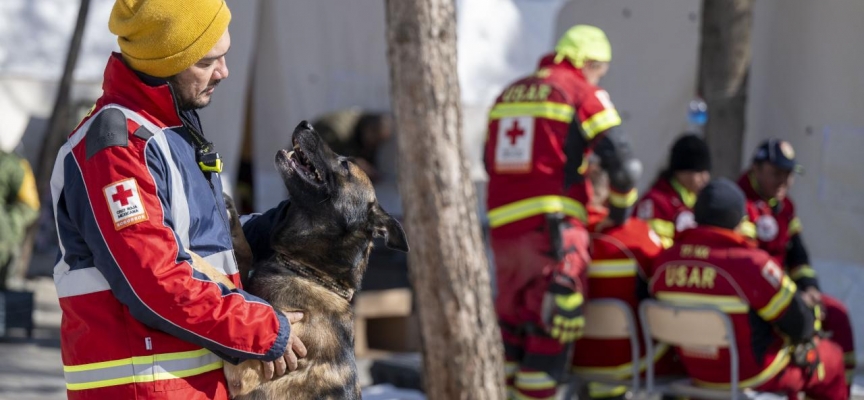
[283,136,324,185]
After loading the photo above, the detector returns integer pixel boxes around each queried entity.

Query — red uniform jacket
[738,173,817,289]
[572,216,667,377]
[485,55,624,238]
[649,227,798,389]
[636,178,697,248]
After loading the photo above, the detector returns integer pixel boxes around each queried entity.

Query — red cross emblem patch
[103,178,148,230]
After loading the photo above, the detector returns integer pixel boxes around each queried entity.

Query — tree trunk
[384,0,505,399]
[20,0,91,279]
[698,0,754,179]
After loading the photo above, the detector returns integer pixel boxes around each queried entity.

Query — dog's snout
[297,120,313,131]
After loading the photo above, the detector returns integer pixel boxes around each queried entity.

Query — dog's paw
[224,360,263,399]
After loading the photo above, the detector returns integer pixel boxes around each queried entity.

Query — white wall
[749,0,864,362]
[749,0,864,267]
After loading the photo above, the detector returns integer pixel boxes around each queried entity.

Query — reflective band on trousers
[488,195,587,228]
[64,348,223,391]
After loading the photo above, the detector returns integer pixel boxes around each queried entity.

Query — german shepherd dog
[220,121,409,399]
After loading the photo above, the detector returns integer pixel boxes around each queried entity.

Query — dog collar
[276,255,355,302]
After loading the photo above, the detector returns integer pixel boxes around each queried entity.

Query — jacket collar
[537,53,587,80]
[738,171,779,208]
[100,53,183,128]
[678,225,755,249]
[669,178,697,209]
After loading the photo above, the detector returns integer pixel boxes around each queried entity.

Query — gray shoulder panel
[133,125,154,140]
[86,108,128,160]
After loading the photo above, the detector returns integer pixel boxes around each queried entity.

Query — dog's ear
[371,204,409,252]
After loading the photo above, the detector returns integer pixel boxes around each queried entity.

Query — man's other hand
[261,311,308,380]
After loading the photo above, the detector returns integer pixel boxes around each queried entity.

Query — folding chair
[564,299,641,398]
[639,299,784,400]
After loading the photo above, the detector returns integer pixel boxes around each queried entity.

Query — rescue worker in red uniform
[649,178,848,399]
[738,139,856,386]
[636,134,711,248]
[570,160,681,400]
[485,25,643,399]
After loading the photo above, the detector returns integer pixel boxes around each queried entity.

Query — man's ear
[372,204,409,252]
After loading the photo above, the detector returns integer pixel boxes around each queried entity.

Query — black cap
[694,178,746,230]
[752,138,804,174]
[670,133,711,172]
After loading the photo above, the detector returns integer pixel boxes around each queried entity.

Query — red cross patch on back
[494,116,535,173]
[103,178,148,230]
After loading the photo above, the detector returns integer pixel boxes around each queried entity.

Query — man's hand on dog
[261,311,308,380]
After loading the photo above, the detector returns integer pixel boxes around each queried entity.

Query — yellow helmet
[553,24,611,68]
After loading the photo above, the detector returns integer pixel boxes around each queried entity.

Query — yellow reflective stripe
[739,220,757,239]
[693,348,791,389]
[514,370,556,390]
[581,109,622,139]
[64,348,222,391]
[588,382,628,398]
[573,343,670,379]
[659,236,674,249]
[66,361,223,391]
[608,188,638,208]
[670,178,697,209]
[790,264,817,280]
[655,292,749,314]
[588,259,638,278]
[489,102,575,123]
[756,276,797,321]
[64,348,213,373]
[788,217,802,236]
[555,292,585,310]
[505,361,519,378]
[488,195,587,228]
[648,219,675,240]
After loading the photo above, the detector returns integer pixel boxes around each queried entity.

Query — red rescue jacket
[648,227,798,389]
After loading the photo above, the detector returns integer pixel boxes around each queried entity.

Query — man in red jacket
[649,178,847,399]
[636,134,711,248]
[485,25,642,399]
[51,1,305,399]
[570,161,680,399]
[738,139,856,385]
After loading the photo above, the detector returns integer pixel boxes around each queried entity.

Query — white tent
[3,0,863,361]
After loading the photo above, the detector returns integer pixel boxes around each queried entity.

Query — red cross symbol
[112,184,133,206]
[505,120,525,145]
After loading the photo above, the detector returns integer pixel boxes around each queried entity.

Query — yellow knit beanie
[109,0,231,78]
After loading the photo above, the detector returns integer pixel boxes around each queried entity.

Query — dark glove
[541,273,585,343]
[792,338,825,381]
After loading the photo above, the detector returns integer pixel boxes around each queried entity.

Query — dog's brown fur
[217,121,408,399]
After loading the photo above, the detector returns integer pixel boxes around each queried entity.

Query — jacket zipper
[166,84,232,239]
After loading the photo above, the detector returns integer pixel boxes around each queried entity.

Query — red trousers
[493,226,590,399]
[820,294,856,382]
[757,337,848,400]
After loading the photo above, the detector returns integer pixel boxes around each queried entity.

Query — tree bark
[698,0,754,179]
[384,0,505,399]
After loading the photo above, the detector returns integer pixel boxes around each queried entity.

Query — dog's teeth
[286,150,295,159]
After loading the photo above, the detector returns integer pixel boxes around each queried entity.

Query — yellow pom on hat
[554,24,611,68]
[109,0,231,78]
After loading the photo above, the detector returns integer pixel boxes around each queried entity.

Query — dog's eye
[340,159,350,170]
